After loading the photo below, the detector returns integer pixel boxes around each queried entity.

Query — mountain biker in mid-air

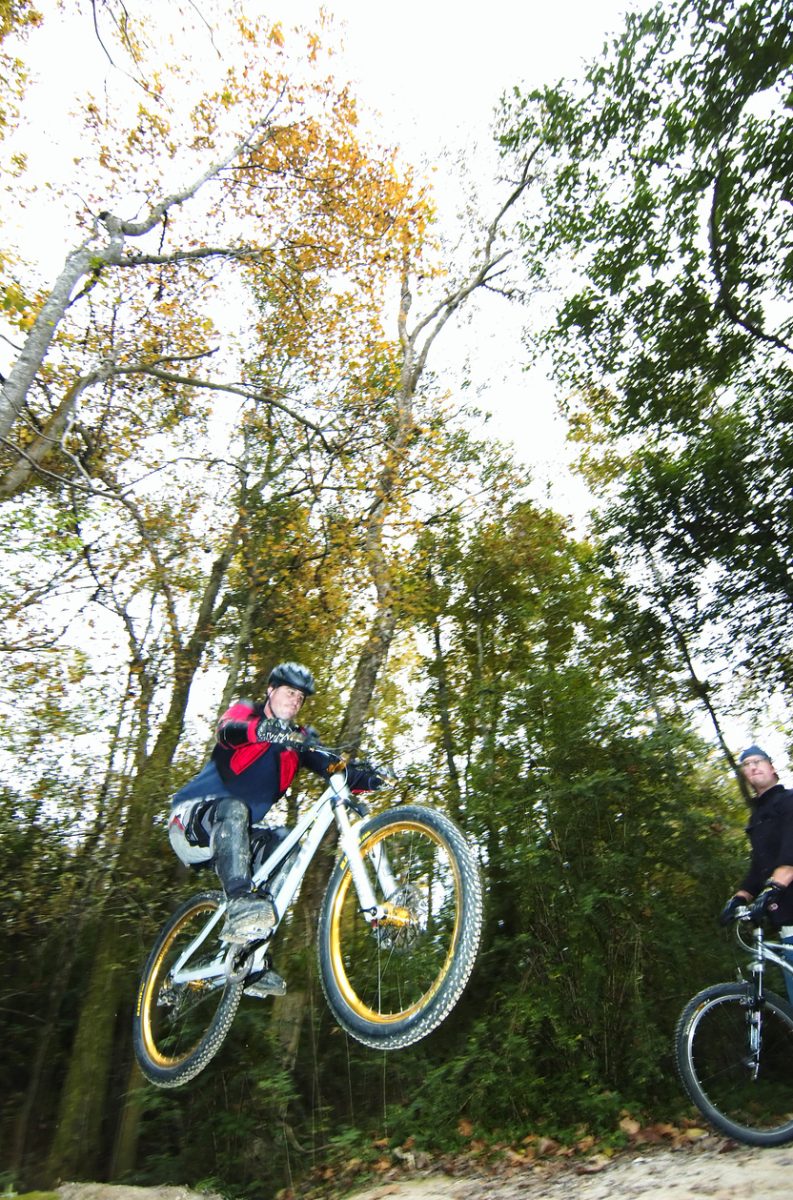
[167,661,385,997]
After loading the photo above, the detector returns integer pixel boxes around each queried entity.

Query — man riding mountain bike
[168,661,384,996]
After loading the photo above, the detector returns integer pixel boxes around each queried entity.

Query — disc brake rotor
[373,883,426,952]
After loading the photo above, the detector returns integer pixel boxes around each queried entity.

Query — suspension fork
[367,838,399,898]
[332,797,388,919]
[329,776,408,925]
[745,925,767,1076]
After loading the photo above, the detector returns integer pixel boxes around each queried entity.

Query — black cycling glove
[349,760,391,791]
[747,880,786,924]
[256,717,307,748]
[718,895,744,927]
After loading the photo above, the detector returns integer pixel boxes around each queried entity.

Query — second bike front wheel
[675,980,793,1146]
[133,890,243,1088]
[318,804,483,1050]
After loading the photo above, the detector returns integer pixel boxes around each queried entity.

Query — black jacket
[740,783,793,925]
[173,699,381,823]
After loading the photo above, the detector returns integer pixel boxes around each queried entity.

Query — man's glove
[718,895,745,927]
[349,760,394,791]
[256,717,304,748]
[747,879,786,924]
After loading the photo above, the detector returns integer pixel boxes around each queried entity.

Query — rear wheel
[133,890,243,1087]
[318,805,483,1049]
[675,981,793,1146]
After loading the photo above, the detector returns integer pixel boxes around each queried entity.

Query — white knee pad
[168,800,214,866]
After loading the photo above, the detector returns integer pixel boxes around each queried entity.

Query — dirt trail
[346,1141,793,1200]
[52,1140,793,1200]
[56,1189,224,1200]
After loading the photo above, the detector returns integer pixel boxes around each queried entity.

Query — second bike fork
[743,931,767,1078]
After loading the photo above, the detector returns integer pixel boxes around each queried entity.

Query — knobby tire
[675,980,793,1146]
[133,890,242,1088]
[317,804,483,1049]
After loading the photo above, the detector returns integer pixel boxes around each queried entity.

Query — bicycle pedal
[245,968,287,999]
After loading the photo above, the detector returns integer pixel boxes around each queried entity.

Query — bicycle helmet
[267,661,316,697]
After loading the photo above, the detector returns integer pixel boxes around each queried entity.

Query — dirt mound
[55,1187,224,1200]
[43,1141,793,1200]
[346,1140,793,1200]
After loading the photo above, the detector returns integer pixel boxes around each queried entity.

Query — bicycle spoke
[330,822,460,1022]
[135,892,243,1083]
[681,988,793,1140]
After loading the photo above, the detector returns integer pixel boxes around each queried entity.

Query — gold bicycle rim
[328,819,462,1025]
[141,897,221,1067]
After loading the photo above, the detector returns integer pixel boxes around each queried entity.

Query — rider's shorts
[168,796,289,873]
[168,797,218,866]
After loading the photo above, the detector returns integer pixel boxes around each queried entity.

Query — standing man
[719,744,793,1006]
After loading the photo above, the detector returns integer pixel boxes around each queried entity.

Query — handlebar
[255,718,395,785]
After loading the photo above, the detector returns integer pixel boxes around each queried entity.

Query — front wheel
[675,981,793,1146]
[133,890,243,1088]
[318,805,483,1050]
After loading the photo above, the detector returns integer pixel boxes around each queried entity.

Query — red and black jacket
[172,699,377,823]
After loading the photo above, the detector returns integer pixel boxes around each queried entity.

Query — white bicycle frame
[735,913,793,985]
[168,770,400,989]
[731,913,793,1077]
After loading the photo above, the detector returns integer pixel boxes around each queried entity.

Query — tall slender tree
[499,0,793,719]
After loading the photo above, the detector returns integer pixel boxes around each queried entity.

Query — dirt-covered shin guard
[211,797,252,898]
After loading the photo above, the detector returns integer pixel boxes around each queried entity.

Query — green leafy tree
[502,0,793,425]
[499,0,793,715]
[0,3,425,490]
[395,498,745,1140]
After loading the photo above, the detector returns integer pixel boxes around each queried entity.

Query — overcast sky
[288,0,632,154]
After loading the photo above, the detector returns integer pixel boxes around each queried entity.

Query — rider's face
[266,685,306,722]
[740,755,778,796]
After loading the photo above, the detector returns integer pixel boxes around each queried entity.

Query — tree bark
[431,619,462,820]
[108,1061,146,1180]
[46,911,128,1182]
[645,548,750,799]
[45,526,241,1183]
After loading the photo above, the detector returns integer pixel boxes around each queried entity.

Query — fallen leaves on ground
[284,1113,725,1200]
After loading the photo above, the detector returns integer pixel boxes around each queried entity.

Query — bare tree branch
[1,103,287,439]
[709,156,793,357]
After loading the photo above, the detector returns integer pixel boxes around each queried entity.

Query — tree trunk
[431,618,462,819]
[336,605,398,753]
[0,238,111,443]
[108,1061,146,1180]
[645,548,750,799]
[8,662,154,1178]
[46,532,240,1183]
[46,915,127,1183]
[9,927,81,1178]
